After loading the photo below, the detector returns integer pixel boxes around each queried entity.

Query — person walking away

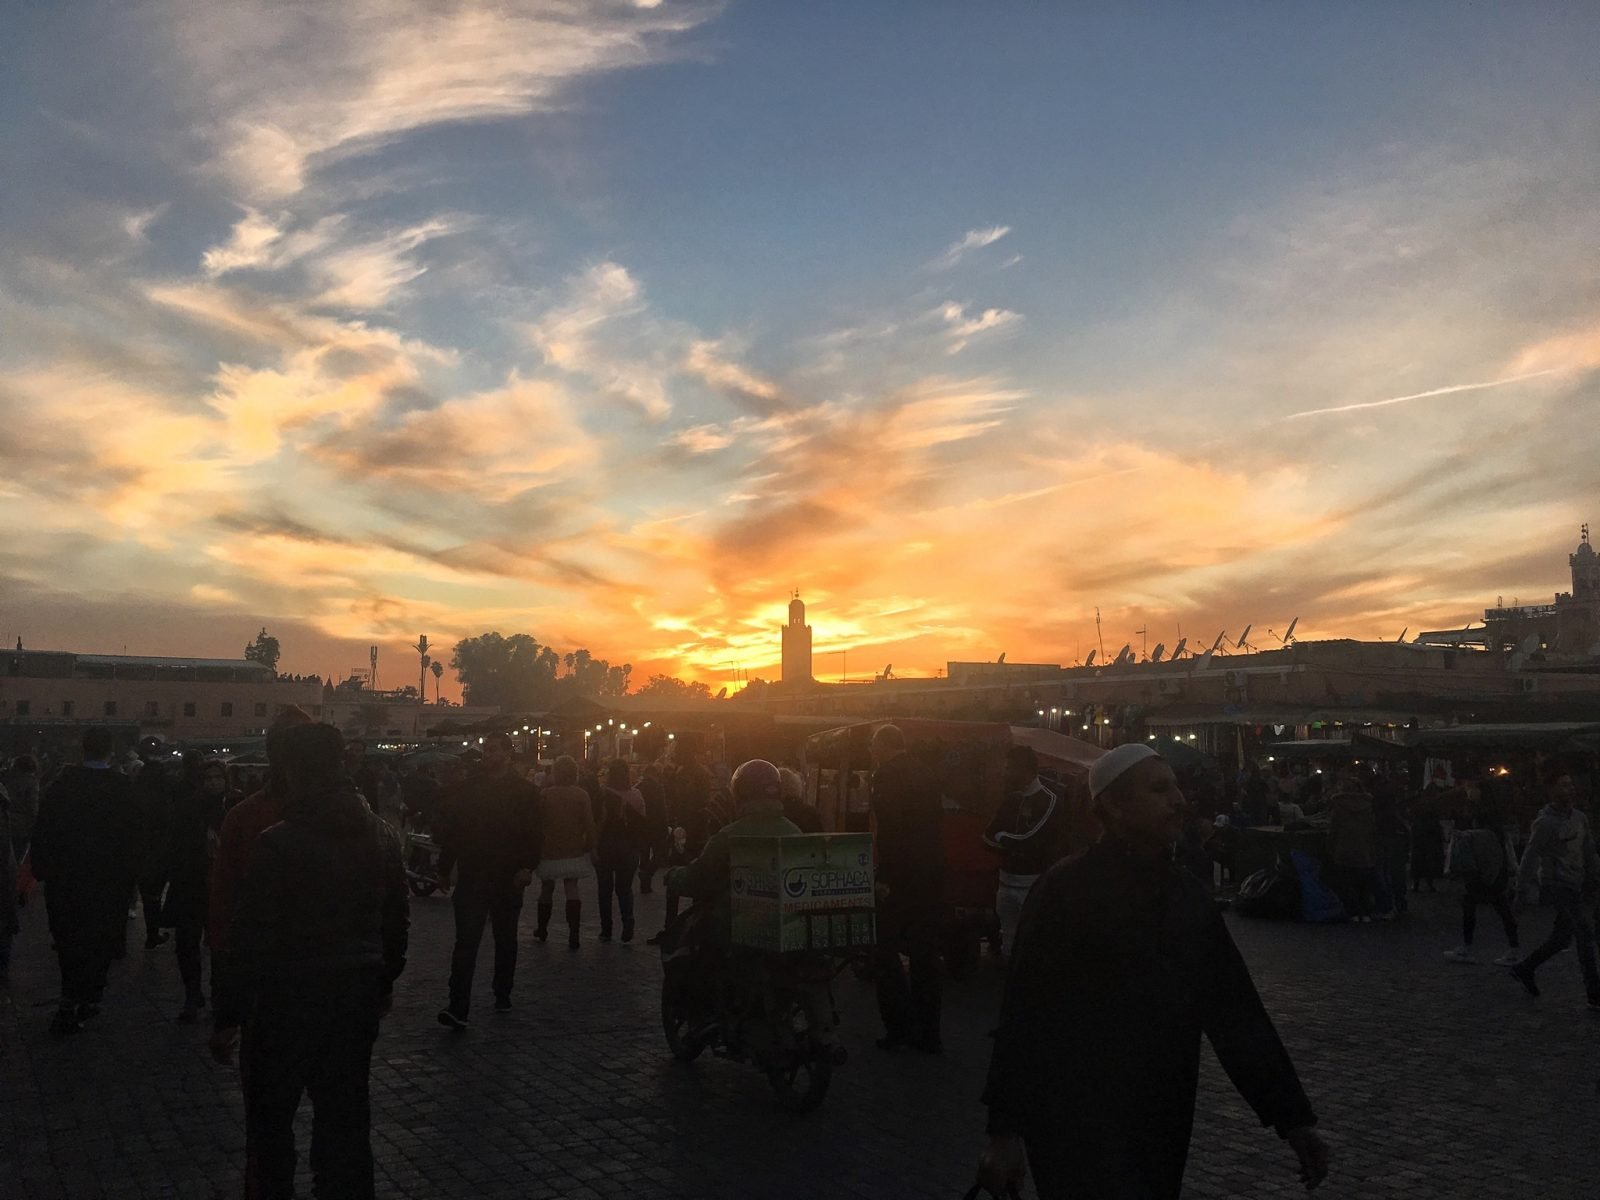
[0,783,18,981]
[1410,789,1447,893]
[1443,800,1520,965]
[1509,764,1600,1009]
[4,754,39,871]
[533,756,595,949]
[779,767,824,833]
[637,762,669,892]
[209,706,315,1060]
[978,743,1330,1199]
[227,723,408,1200]
[595,758,646,943]
[1373,787,1411,917]
[868,724,946,1053]
[162,757,227,1022]
[434,733,540,1027]
[28,727,143,1037]
[1328,770,1378,922]
[131,738,173,950]
[982,746,1067,958]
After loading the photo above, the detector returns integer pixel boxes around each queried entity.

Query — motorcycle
[659,911,865,1113]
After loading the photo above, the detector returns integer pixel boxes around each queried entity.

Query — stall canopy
[1262,739,1355,763]
[1353,723,1600,758]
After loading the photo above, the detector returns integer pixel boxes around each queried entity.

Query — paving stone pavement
[2,881,1596,1199]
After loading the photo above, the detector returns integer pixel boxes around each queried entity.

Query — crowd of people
[5,713,1596,1199]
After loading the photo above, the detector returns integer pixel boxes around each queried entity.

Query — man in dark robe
[979,743,1330,1199]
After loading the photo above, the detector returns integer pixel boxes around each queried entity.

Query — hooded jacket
[1516,804,1600,898]
[228,782,409,1000]
[29,766,143,938]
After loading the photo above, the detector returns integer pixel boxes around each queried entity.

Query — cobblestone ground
[3,881,1596,1199]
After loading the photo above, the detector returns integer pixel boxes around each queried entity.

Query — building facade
[0,649,325,746]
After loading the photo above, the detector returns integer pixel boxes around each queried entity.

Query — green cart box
[729,834,876,953]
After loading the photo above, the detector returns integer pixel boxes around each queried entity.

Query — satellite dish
[1519,634,1539,655]
[1236,625,1253,649]
[1210,631,1228,653]
[1195,648,1215,672]
[1084,649,1097,667]
[715,687,728,700]
[1171,638,1188,660]
[1150,643,1167,663]
[1396,627,1409,643]
[997,652,1006,664]
[1114,644,1133,665]
[1283,617,1299,644]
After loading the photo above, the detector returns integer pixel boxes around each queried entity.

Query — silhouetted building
[781,593,813,685]
[1456,525,1600,657]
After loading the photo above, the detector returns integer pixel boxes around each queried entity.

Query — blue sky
[2,1,1597,690]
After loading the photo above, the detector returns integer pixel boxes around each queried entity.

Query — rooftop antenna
[1113,643,1133,666]
[1095,607,1105,660]
[1269,618,1299,647]
[1135,626,1148,660]
[1170,637,1189,661]
[1084,648,1098,668]
[1396,627,1409,642]
[1236,624,1255,653]
[1150,643,1167,664]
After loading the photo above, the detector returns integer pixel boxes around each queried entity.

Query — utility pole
[415,635,429,701]
[1095,608,1105,660]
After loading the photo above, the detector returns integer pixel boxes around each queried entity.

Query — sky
[3,1,1599,697]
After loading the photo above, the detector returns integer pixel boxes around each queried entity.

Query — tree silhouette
[244,627,281,674]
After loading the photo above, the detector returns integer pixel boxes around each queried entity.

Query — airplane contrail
[1283,368,1557,420]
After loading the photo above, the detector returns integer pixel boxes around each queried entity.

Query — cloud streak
[1282,368,1557,421]
[934,225,1011,269]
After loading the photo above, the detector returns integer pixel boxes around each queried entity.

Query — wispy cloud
[937,300,1023,353]
[1283,368,1557,421]
[934,225,1011,269]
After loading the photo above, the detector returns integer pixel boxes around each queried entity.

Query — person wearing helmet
[665,759,799,941]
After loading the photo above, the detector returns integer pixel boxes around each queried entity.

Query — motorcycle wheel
[766,1001,832,1113]
[661,973,705,1063]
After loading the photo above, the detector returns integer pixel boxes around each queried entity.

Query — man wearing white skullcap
[978,748,1330,1199]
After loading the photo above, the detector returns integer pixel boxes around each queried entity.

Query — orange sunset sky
[2,3,1598,700]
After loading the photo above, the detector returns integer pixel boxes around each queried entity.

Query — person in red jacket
[208,706,314,1059]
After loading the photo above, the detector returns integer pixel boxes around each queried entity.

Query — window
[183,702,196,718]
[105,700,118,717]
[15,700,28,716]
[254,702,268,718]
[145,700,160,717]
[60,700,74,717]
[221,702,233,717]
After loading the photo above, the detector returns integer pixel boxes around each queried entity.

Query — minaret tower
[781,591,814,685]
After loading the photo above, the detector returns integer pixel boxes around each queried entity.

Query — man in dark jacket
[29,727,143,1037]
[979,744,1330,1199]
[983,745,1068,957]
[228,723,408,1200]
[435,733,541,1027]
[637,762,668,893]
[868,724,945,1053]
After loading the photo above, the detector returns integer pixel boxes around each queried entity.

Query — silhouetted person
[594,758,646,942]
[1510,764,1600,1008]
[980,744,1330,1199]
[983,745,1067,955]
[228,723,408,1200]
[779,766,823,833]
[436,733,540,1026]
[534,756,596,949]
[209,706,315,1052]
[132,737,173,950]
[29,727,142,1037]
[162,757,227,1022]
[636,762,669,891]
[869,724,945,1053]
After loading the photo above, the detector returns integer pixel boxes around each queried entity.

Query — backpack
[1235,864,1301,920]
[1445,830,1478,879]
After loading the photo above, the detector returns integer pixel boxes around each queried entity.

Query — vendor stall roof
[1355,722,1600,756]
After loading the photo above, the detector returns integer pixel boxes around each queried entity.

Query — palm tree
[430,659,443,704]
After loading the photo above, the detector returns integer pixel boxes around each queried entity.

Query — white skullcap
[1088,743,1162,800]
